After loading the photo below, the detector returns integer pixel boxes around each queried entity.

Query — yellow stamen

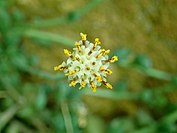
[80,33,87,41]
[64,49,72,57]
[94,38,101,46]
[81,80,86,88]
[100,66,104,71]
[105,69,112,75]
[106,82,112,89]
[96,75,102,82]
[90,82,97,92]
[65,70,76,76]
[74,56,80,61]
[69,80,77,87]
[75,42,81,52]
[100,49,105,53]
[109,56,118,63]
[102,81,112,89]
[75,42,80,46]
[54,66,59,71]
[96,49,105,58]
[54,65,67,71]
[100,66,112,75]
[79,80,86,90]
[105,49,110,54]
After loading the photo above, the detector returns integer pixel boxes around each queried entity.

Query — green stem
[24,29,75,47]
[85,89,138,100]
[142,68,172,81]
[24,0,104,28]
[27,67,64,80]
[0,105,19,132]
[61,102,74,133]
[119,63,172,81]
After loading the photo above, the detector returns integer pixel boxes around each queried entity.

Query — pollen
[54,65,67,71]
[54,33,118,92]
[95,75,102,82]
[75,42,81,52]
[81,80,86,87]
[69,80,77,87]
[80,33,87,41]
[95,38,101,45]
[110,56,118,63]
[64,49,72,57]
[106,82,113,89]
[65,70,76,76]
[91,82,97,92]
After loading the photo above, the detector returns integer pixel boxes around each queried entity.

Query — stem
[85,89,138,100]
[24,29,75,47]
[24,0,105,28]
[61,102,74,133]
[0,105,19,131]
[26,67,64,80]
[143,68,172,81]
[119,63,172,81]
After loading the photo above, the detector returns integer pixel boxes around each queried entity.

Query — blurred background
[0,0,177,133]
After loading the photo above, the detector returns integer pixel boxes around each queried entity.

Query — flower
[54,33,118,92]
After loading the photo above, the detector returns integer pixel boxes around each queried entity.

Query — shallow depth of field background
[0,0,177,133]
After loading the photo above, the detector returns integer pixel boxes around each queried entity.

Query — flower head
[54,33,118,92]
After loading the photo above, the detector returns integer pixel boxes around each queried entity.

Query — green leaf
[157,121,177,133]
[133,54,152,68]
[12,9,25,24]
[139,90,153,103]
[0,8,11,32]
[35,86,47,110]
[107,118,135,133]
[135,110,155,126]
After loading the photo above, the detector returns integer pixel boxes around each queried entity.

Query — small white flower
[54,33,118,92]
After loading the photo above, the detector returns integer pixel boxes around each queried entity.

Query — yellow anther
[64,49,72,57]
[69,70,76,75]
[100,49,105,53]
[74,56,80,61]
[90,82,97,92]
[105,49,110,54]
[96,49,105,58]
[100,66,104,71]
[75,42,81,52]
[101,49,110,56]
[69,80,77,87]
[110,56,118,63]
[80,33,87,41]
[54,65,67,71]
[106,69,112,75]
[95,38,101,45]
[75,42,80,46]
[100,66,112,75]
[81,81,86,87]
[65,70,76,76]
[80,80,86,89]
[54,66,59,71]
[105,82,112,89]
[96,75,102,82]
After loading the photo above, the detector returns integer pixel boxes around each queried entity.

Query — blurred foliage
[0,0,177,133]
